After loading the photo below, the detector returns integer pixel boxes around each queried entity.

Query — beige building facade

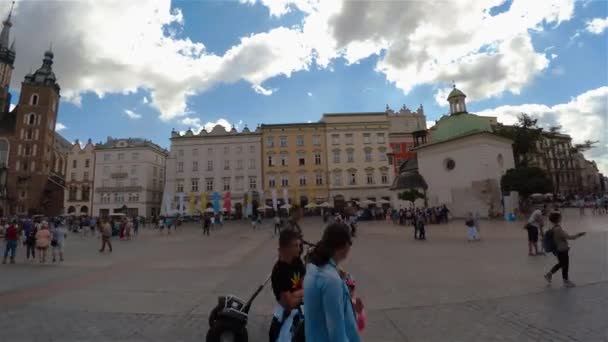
[261,123,328,207]
[64,139,95,215]
[162,125,262,217]
[92,137,167,217]
[321,113,395,208]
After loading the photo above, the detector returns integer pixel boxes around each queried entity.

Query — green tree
[494,113,543,168]
[500,167,553,199]
[398,189,426,202]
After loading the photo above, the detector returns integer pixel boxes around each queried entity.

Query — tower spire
[0,2,14,49]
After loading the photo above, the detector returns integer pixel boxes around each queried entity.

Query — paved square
[1,210,607,341]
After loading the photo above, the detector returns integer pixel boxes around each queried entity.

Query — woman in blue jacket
[303,223,360,342]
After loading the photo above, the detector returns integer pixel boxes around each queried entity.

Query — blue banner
[213,192,220,214]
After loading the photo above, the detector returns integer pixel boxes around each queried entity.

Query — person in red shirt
[2,222,19,264]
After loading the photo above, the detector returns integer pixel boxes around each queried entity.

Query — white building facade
[92,137,167,217]
[415,87,515,218]
[64,139,95,215]
[162,125,262,216]
[321,113,396,208]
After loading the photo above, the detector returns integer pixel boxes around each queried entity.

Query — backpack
[543,228,557,253]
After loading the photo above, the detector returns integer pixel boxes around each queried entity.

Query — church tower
[447,85,467,115]
[0,2,16,113]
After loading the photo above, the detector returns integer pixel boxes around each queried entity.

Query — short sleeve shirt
[271,258,306,302]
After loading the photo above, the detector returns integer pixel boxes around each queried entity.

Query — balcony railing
[110,172,129,179]
[95,186,143,192]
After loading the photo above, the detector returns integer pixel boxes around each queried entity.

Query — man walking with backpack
[543,211,586,287]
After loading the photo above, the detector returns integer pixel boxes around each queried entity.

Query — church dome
[447,87,466,100]
[431,113,493,142]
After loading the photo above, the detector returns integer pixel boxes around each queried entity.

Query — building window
[24,145,31,156]
[236,146,242,154]
[316,174,323,185]
[177,162,184,172]
[28,114,36,125]
[223,178,231,191]
[269,177,276,188]
[249,159,255,169]
[333,150,341,163]
[314,153,321,165]
[103,165,110,175]
[104,153,110,161]
[280,136,288,147]
[72,160,77,168]
[249,176,257,190]
[266,136,275,147]
[207,147,213,155]
[268,155,274,167]
[132,152,139,160]
[249,145,255,153]
[236,160,243,170]
[298,155,305,166]
[377,133,385,144]
[192,161,198,171]
[193,148,198,156]
[206,178,214,191]
[224,146,230,155]
[190,178,199,192]
[378,150,387,161]
[281,155,288,167]
[83,172,89,180]
[332,134,339,145]
[236,176,244,190]
[366,172,374,185]
[345,134,353,145]
[82,186,90,201]
[365,150,372,162]
[444,158,456,171]
[224,160,230,170]
[333,172,342,186]
[207,160,213,171]
[178,149,184,157]
[349,172,357,185]
[296,135,304,146]
[85,159,90,168]
[153,166,158,177]
[281,176,289,187]
[118,153,124,160]
[347,150,354,163]
[313,135,321,146]
[299,175,307,186]
[363,133,371,144]
[130,165,137,175]
[30,94,39,106]
[70,172,76,181]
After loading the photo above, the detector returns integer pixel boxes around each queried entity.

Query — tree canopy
[500,167,553,199]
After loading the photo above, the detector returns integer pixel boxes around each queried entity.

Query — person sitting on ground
[269,229,306,342]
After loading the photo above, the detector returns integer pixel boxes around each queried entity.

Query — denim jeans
[3,240,17,259]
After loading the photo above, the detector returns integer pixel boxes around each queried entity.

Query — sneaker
[563,280,576,288]
[52,258,56,263]
[544,273,552,284]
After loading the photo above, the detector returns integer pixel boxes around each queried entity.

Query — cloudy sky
[2,0,607,172]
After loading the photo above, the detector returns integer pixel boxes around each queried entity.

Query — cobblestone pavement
[0,210,607,341]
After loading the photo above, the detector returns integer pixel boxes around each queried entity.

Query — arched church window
[28,114,35,125]
[0,138,8,167]
[444,158,456,171]
[30,94,39,106]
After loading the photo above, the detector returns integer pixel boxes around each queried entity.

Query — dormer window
[30,94,39,106]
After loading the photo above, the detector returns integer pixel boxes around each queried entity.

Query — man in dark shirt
[269,228,305,341]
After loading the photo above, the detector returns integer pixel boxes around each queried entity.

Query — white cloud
[55,122,67,131]
[551,66,565,76]
[4,0,576,124]
[9,103,15,112]
[426,121,435,129]
[142,96,149,104]
[124,109,142,119]
[477,86,608,174]
[180,117,234,133]
[307,92,312,97]
[586,17,608,34]
[550,53,558,59]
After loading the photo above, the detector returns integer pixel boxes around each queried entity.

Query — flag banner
[224,191,231,213]
[213,192,220,214]
[188,192,196,215]
[178,193,185,215]
[200,192,208,213]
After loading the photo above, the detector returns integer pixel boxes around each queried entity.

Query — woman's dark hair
[548,211,562,224]
[310,223,352,266]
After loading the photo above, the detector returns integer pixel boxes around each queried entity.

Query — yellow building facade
[261,123,329,207]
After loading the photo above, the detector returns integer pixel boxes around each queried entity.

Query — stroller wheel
[206,319,247,342]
